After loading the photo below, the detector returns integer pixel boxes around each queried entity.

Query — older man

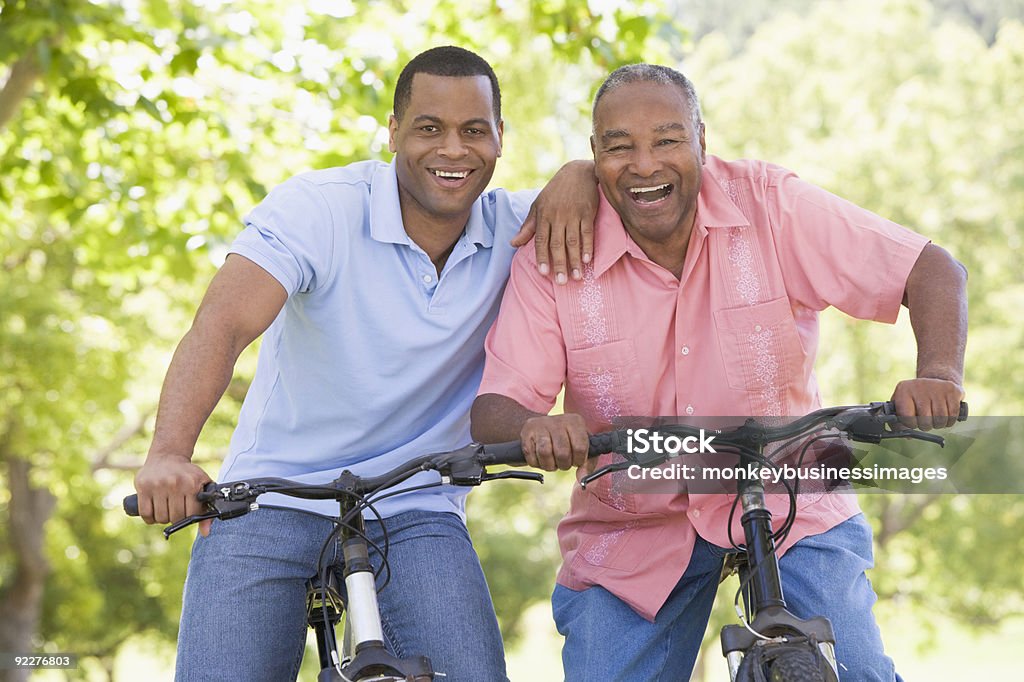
[472,64,966,681]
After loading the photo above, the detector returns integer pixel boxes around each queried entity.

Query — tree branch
[874,493,943,548]
[90,410,152,473]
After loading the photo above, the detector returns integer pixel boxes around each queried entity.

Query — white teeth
[433,170,469,179]
[630,184,670,194]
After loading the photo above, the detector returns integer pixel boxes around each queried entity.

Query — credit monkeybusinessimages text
[623,429,949,485]
[626,462,949,485]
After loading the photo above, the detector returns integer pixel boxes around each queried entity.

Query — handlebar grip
[480,441,527,466]
[881,400,969,421]
[588,431,624,456]
[123,494,140,517]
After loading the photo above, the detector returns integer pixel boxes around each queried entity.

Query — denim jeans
[552,513,901,682]
[175,507,507,682]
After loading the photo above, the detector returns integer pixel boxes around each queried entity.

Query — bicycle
[123,401,964,680]
[123,441,561,681]
[573,400,968,682]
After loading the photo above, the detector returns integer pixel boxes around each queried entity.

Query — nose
[438,130,468,158]
[629,146,659,177]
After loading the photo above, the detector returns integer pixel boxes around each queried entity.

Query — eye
[419,125,439,133]
[465,128,486,136]
[656,138,681,147]
[606,144,631,153]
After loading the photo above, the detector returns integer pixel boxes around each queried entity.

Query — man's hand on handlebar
[890,377,965,431]
[521,413,591,471]
[134,454,214,536]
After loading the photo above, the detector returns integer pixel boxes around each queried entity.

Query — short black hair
[393,46,501,122]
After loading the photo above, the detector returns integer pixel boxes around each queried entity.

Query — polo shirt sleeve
[478,248,566,414]
[229,176,336,295]
[508,188,541,221]
[766,167,929,323]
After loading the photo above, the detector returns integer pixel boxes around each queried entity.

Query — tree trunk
[0,453,55,682]
[0,52,42,133]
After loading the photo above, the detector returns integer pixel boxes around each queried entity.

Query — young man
[472,64,967,681]
[134,46,595,681]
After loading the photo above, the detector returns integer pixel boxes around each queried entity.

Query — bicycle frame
[719,443,840,681]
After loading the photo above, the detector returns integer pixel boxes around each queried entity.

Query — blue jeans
[175,508,507,682]
[552,514,901,682]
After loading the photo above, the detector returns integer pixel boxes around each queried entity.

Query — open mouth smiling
[629,183,674,204]
[430,168,472,183]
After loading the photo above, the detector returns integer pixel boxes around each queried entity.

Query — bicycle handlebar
[122,433,622,534]
[124,402,966,532]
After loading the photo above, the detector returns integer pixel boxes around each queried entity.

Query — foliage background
[1,0,1022,679]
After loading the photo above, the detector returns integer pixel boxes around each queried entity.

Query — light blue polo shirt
[220,159,537,518]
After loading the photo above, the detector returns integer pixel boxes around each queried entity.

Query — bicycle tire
[768,649,827,682]
[735,644,832,682]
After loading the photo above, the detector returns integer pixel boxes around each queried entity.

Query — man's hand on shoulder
[521,413,591,471]
[512,160,597,285]
[890,377,965,431]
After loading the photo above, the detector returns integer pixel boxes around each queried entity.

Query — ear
[496,118,504,157]
[699,122,707,164]
[590,135,596,158]
[388,114,399,154]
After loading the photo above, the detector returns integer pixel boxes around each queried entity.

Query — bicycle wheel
[768,649,827,682]
[736,643,832,682]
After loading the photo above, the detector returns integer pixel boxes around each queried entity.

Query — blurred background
[1,0,1022,679]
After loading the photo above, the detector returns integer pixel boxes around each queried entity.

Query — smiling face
[591,80,706,256]
[388,73,503,231]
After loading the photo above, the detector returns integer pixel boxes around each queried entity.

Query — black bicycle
[124,401,964,680]
[575,400,968,682]
[123,441,555,681]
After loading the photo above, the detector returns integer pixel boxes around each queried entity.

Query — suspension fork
[337,495,387,652]
[737,445,786,615]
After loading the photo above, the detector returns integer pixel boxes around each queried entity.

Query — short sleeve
[230,176,336,296]
[478,248,566,413]
[767,168,929,323]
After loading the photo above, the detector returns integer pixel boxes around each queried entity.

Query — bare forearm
[471,393,590,471]
[147,323,243,460]
[470,393,544,443]
[904,243,968,383]
[147,255,287,461]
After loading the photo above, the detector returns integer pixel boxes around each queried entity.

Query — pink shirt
[478,156,929,621]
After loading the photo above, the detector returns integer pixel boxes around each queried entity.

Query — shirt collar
[369,159,492,249]
[696,160,752,230]
[589,160,751,278]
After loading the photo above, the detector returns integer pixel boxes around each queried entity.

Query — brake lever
[481,470,544,484]
[443,455,544,486]
[162,511,220,540]
[879,429,945,447]
[162,484,257,539]
[580,460,633,488]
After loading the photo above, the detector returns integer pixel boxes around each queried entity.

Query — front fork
[307,493,434,681]
[721,453,839,681]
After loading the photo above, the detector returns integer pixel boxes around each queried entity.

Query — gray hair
[593,64,702,133]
